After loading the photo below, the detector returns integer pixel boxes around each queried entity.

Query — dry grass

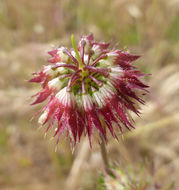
[0,0,179,189]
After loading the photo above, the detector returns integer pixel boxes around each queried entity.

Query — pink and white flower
[30,34,148,147]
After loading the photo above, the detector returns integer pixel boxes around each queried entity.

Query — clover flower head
[30,34,148,147]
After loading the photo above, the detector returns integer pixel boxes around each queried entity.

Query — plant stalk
[99,134,114,176]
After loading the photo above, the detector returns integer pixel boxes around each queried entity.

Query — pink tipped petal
[45,114,57,133]
[110,96,134,130]
[56,115,68,144]
[80,33,94,45]
[48,56,61,63]
[117,51,140,62]
[48,49,58,57]
[31,86,52,105]
[118,92,140,116]
[83,94,106,142]
[29,73,44,83]
[98,106,117,137]
[121,86,145,104]
[53,108,66,138]
[87,110,106,139]
[66,108,78,143]
[93,42,110,50]
[86,33,94,41]
[42,98,59,125]
[125,70,146,77]
[116,60,136,69]
[77,111,86,142]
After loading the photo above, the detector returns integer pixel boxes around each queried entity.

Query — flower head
[30,34,148,147]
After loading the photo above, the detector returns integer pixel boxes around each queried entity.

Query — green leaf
[71,34,83,67]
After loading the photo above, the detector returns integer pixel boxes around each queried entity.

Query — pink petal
[56,114,68,144]
[66,107,78,143]
[42,98,59,125]
[29,72,45,83]
[48,49,58,57]
[98,106,117,137]
[48,56,61,63]
[86,110,106,142]
[77,111,86,142]
[110,96,134,130]
[31,86,52,105]
[117,51,140,62]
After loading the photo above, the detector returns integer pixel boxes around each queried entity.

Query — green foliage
[0,129,7,149]
[97,174,106,190]
[119,25,140,46]
[165,182,175,190]
[167,16,179,42]
[97,165,175,190]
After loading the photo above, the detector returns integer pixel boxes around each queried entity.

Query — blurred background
[0,0,179,189]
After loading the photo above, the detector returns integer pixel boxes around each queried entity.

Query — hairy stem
[99,134,114,176]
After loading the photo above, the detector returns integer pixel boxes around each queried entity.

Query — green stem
[99,134,114,176]
[71,34,84,69]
